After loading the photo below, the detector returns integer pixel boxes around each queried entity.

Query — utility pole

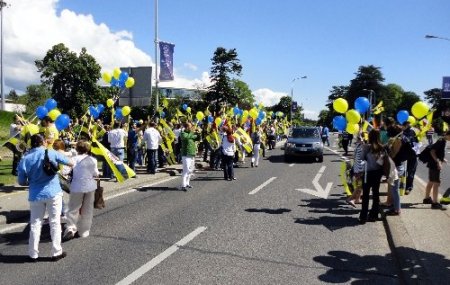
[0,0,8,111]
[154,0,159,114]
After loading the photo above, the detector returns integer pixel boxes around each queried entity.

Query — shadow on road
[137,186,181,192]
[313,248,450,284]
[294,216,358,231]
[245,208,291,215]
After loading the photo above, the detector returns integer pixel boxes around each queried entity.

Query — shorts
[353,173,363,191]
[428,168,441,183]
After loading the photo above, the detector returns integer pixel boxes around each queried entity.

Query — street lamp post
[363,88,376,121]
[290,76,307,126]
[0,0,8,111]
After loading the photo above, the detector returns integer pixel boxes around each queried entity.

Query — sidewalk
[381,179,450,284]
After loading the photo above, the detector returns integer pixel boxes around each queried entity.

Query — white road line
[116,226,207,285]
[289,163,295,167]
[105,176,178,200]
[0,223,28,235]
[0,177,179,234]
[248,177,277,195]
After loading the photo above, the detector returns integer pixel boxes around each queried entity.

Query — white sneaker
[79,231,90,238]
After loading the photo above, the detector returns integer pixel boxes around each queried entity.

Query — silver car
[284,127,324,162]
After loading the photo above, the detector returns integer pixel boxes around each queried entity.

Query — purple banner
[159,41,175,81]
[443,76,450,100]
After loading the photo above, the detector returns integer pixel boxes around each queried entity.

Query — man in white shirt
[108,122,127,162]
[143,122,162,174]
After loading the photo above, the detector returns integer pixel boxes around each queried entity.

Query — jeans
[405,157,417,191]
[127,146,137,171]
[223,154,234,179]
[29,194,63,258]
[360,170,383,221]
[102,156,112,179]
[181,156,195,187]
[111,147,125,161]
[390,164,405,212]
[147,149,157,174]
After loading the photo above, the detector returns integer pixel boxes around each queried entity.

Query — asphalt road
[0,147,398,284]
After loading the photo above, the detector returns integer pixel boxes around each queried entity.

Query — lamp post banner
[159,41,175,81]
[443,76,450,100]
[292,101,298,112]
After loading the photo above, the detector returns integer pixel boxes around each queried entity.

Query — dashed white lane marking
[0,176,179,234]
[248,177,277,195]
[116,226,207,285]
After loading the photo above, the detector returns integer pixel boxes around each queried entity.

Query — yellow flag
[444,122,449,132]
[372,101,384,115]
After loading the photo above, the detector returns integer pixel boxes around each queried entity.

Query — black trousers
[222,154,234,179]
[406,156,417,191]
[146,149,157,174]
[360,170,383,221]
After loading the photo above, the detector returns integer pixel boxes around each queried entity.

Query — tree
[22,84,52,116]
[7,89,19,102]
[230,79,254,109]
[347,65,385,106]
[206,47,242,112]
[35,43,105,118]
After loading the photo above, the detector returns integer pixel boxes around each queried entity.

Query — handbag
[94,179,105,209]
[43,149,59,176]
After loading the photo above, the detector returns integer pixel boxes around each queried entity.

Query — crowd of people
[343,117,450,225]
[9,113,287,261]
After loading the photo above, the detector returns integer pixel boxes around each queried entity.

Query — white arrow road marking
[296,166,333,199]
[116,226,207,285]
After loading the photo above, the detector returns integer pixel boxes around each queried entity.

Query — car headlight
[313,142,323,148]
[286,142,296,148]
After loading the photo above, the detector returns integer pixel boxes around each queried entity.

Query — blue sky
[6,0,450,119]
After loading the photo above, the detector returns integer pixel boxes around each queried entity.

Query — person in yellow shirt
[40,117,59,149]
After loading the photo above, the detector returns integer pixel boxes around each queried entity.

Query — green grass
[0,158,17,186]
[0,110,15,140]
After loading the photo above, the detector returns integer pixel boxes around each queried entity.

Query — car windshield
[292,128,320,138]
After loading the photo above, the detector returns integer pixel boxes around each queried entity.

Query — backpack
[43,149,59,176]
[418,146,432,163]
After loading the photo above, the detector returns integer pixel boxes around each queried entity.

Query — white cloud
[3,0,207,93]
[303,109,318,120]
[183,63,198,71]
[252,88,287,107]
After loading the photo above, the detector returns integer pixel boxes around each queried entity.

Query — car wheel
[318,155,323,163]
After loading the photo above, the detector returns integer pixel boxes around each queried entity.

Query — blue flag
[159,41,175,81]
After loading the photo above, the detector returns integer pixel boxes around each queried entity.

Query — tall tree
[35,43,105,118]
[23,84,52,116]
[206,47,242,112]
[230,79,254,109]
[347,65,385,108]
[7,89,19,102]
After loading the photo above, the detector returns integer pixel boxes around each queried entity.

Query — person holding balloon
[250,126,262,168]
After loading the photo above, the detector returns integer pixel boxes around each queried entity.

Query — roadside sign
[443,76,450,99]
[292,101,298,111]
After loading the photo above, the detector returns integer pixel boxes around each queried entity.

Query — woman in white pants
[64,140,99,240]
[251,127,262,167]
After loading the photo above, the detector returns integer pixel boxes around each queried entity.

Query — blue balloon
[256,117,262,125]
[55,114,70,131]
[208,115,214,123]
[45,99,57,111]
[258,111,266,119]
[119,72,129,83]
[89,106,99,119]
[396,110,409,124]
[355,97,370,114]
[110,78,119,87]
[333,115,347,131]
[233,106,240,116]
[97,104,105,114]
[160,111,166,118]
[182,104,188,111]
[115,108,123,120]
[36,106,48,120]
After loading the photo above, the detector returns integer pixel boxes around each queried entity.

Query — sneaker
[405,189,411,195]
[51,252,67,262]
[251,162,254,167]
[187,185,193,189]
[180,187,187,192]
[385,209,400,216]
[63,230,75,242]
[79,231,90,238]
[423,197,433,204]
[431,203,447,210]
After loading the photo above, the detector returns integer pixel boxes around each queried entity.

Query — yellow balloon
[249,108,259,119]
[241,110,249,125]
[162,98,169,108]
[48,109,61,121]
[113,68,121,80]
[215,117,222,126]
[333,98,349,114]
[196,111,205,121]
[345,109,361,124]
[122,106,131,116]
[411,101,429,119]
[125,77,135,88]
[346,123,360,135]
[186,107,191,113]
[106,99,114,108]
[102,72,112,83]
[407,116,416,125]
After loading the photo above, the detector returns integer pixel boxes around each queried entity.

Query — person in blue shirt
[321,126,330,146]
[17,134,73,262]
